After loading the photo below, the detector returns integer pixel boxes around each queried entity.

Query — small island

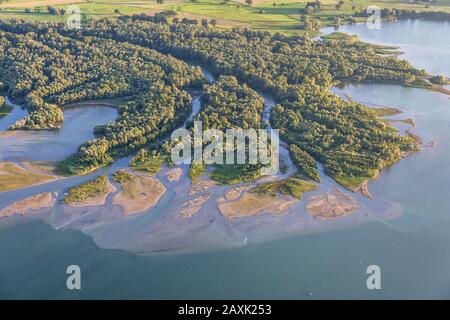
[62,176,116,207]
[112,171,166,215]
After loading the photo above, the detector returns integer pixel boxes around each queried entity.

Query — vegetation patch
[251,177,316,199]
[188,164,206,182]
[333,168,379,190]
[130,149,168,175]
[288,144,320,182]
[0,12,428,186]
[0,162,56,192]
[404,77,433,89]
[430,75,450,85]
[0,97,12,119]
[112,171,166,215]
[322,32,401,54]
[370,107,402,117]
[112,170,134,184]
[62,176,109,205]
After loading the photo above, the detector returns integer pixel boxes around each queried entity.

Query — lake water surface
[1,19,450,299]
[0,105,117,162]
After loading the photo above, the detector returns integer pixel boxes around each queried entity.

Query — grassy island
[63,176,110,205]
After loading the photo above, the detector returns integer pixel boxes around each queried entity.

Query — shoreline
[339,89,424,200]
[63,102,118,109]
[112,170,167,216]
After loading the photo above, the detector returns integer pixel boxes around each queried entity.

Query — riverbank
[217,185,298,219]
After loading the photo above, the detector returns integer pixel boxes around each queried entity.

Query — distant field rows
[0,0,85,8]
[0,0,450,34]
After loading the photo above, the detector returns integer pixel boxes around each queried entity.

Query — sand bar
[113,172,166,215]
[218,186,296,219]
[306,187,359,221]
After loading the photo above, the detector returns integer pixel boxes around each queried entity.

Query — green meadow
[1,0,450,33]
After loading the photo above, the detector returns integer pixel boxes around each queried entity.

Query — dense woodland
[195,75,264,131]
[0,15,421,186]
[62,175,108,205]
[0,17,204,172]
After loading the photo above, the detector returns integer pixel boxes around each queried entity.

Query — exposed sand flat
[165,168,183,182]
[66,180,116,208]
[0,162,57,192]
[113,173,166,215]
[354,180,373,199]
[0,193,55,217]
[218,187,296,219]
[180,193,211,218]
[306,187,359,221]
[0,131,15,138]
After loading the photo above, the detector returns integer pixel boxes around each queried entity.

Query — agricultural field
[1,0,450,33]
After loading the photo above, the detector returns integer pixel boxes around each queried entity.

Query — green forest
[0,12,423,187]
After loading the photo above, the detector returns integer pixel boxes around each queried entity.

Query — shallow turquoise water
[1,19,450,299]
